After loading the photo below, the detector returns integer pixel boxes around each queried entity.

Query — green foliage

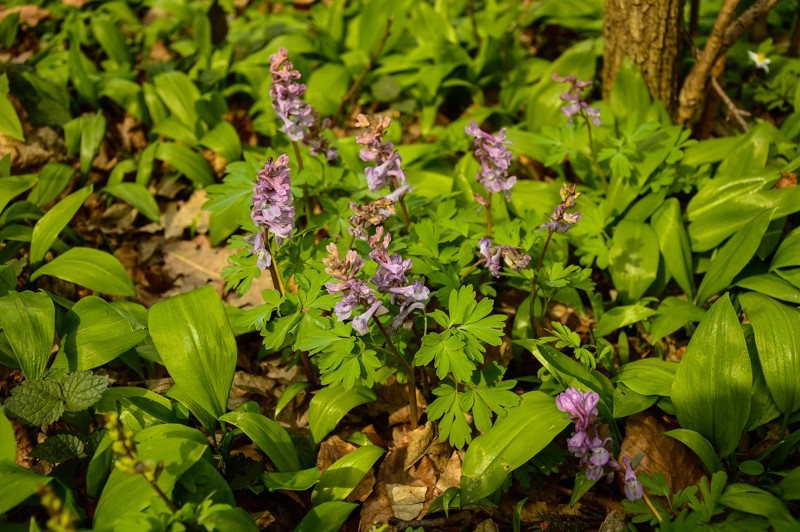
[5,369,107,426]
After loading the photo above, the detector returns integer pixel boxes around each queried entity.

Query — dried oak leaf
[618,413,705,493]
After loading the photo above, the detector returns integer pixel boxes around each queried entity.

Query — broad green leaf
[104,183,161,223]
[461,391,570,504]
[153,71,201,129]
[608,220,660,303]
[671,294,752,456]
[61,370,108,411]
[28,163,74,207]
[69,35,98,107]
[200,121,242,163]
[720,484,795,528]
[62,296,147,370]
[309,384,377,445]
[30,185,93,264]
[0,174,36,214]
[93,428,209,528]
[650,297,706,342]
[663,429,722,474]
[29,433,85,463]
[739,292,800,416]
[311,445,385,505]
[31,247,136,297]
[0,462,52,515]
[294,501,358,532]
[90,15,132,68]
[771,227,800,269]
[696,210,771,304]
[0,73,23,141]
[778,467,800,501]
[0,408,14,462]
[150,286,236,430]
[615,358,677,397]
[594,304,658,338]
[651,198,693,297]
[219,411,299,472]
[737,273,800,305]
[275,382,309,418]
[612,384,657,418]
[0,291,54,380]
[156,142,215,186]
[4,377,64,426]
[263,468,320,492]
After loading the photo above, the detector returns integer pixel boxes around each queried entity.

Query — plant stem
[642,491,663,524]
[291,141,313,226]
[373,315,418,428]
[264,232,286,296]
[529,228,554,337]
[297,349,319,388]
[459,258,484,281]
[582,112,607,191]
[485,192,493,237]
[398,196,411,233]
[330,18,394,125]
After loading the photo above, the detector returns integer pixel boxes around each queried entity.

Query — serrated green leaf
[309,385,376,445]
[31,247,136,297]
[29,433,85,463]
[311,445,385,505]
[671,294,752,456]
[149,286,236,430]
[219,411,299,472]
[61,370,108,411]
[415,331,473,382]
[0,291,54,380]
[30,185,93,264]
[62,296,148,371]
[4,378,65,426]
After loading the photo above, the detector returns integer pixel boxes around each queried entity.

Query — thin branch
[709,76,749,132]
[722,0,780,49]
[330,19,394,125]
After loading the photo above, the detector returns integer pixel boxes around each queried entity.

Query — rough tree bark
[603,0,685,114]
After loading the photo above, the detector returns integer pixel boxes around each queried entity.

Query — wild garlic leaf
[427,384,472,448]
[5,378,65,426]
[29,433,86,463]
[415,331,474,382]
[62,370,108,411]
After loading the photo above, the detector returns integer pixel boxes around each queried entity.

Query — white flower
[748,50,771,73]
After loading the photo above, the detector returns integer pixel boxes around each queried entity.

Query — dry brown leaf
[619,413,705,493]
[402,422,435,470]
[161,235,227,295]
[434,450,461,494]
[359,482,395,531]
[475,519,500,532]
[386,484,427,521]
[62,0,86,8]
[163,190,210,239]
[0,5,50,26]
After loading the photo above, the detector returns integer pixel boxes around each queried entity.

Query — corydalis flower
[465,121,516,200]
[540,183,582,233]
[478,238,531,278]
[323,243,383,335]
[356,114,407,194]
[552,73,601,126]
[556,387,619,482]
[249,154,295,270]
[349,198,395,240]
[622,457,643,501]
[269,48,337,162]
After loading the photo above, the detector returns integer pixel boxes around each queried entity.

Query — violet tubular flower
[622,457,644,501]
[269,48,337,162]
[323,243,383,335]
[465,121,517,200]
[552,73,601,127]
[349,198,395,241]
[478,237,531,278]
[540,183,582,233]
[249,154,295,270]
[355,114,407,194]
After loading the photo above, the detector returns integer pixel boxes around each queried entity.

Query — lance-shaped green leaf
[0,73,23,141]
[461,391,569,504]
[663,429,722,474]
[651,198,694,298]
[0,291,54,380]
[608,220,660,303]
[62,296,148,371]
[219,411,299,472]
[311,445,385,505]
[740,292,800,417]
[31,247,136,297]
[30,185,92,264]
[0,462,52,514]
[671,294,752,456]
[309,384,376,446]
[294,501,358,532]
[149,286,236,430]
[0,408,14,462]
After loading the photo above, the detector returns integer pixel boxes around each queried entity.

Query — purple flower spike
[622,457,644,501]
[249,154,295,270]
[540,183,582,233]
[356,114,407,194]
[269,48,337,162]
[552,73,601,127]
[349,198,396,240]
[556,387,599,432]
[465,121,517,200]
[478,237,531,278]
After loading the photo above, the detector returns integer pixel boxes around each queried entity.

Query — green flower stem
[459,258,484,281]
[398,195,411,232]
[264,232,286,296]
[373,315,418,428]
[581,111,607,191]
[529,228,554,337]
[486,192,493,237]
[291,141,314,225]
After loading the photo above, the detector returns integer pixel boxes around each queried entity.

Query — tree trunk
[603,0,684,114]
